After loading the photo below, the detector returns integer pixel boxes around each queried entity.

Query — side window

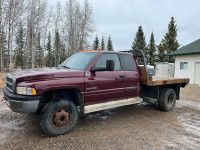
[119,54,136,71]
[180,62,188,70]
[95,54,121,71]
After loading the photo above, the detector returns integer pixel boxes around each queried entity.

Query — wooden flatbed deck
[139,66,190,87]
[146,76,190,86]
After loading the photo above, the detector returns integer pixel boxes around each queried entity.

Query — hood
[10,67,85,82]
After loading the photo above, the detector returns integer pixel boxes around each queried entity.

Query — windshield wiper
[61,66,70,69]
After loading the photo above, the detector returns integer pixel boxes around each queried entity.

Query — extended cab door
[84,53,126,105]
[119,54,140,98]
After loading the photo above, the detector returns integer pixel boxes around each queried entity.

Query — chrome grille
[6,74,16,93]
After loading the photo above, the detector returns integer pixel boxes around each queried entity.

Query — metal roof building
[169,39,200,84]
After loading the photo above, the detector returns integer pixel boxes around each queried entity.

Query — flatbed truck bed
[139,66,189,87]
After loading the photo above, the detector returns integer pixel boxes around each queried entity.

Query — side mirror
[91,66,107,72]
[91,67,96,73]
[106,60,115,71]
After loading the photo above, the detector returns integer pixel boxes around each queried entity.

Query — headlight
[16,87,37,95]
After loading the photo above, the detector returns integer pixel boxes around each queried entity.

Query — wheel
[40,98,79,136]
[158,88,176,111]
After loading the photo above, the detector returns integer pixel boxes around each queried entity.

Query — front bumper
[3,87,41,113]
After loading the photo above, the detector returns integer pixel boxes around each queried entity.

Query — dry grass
[0,72,7,88]
[180,84,200,100]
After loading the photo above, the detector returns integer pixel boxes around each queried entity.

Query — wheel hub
[52,108,70,127]
[167,94,174,106]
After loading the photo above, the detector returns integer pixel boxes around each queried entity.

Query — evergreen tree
[161,17,180,62]
[60,42,67,63]
[46,32,54,67]
[54,31,61,66]
[101,36,105,50]
[131,25,147,53]
[35,32,43,68]
[107,35,113,51]
[147,32,156,65]
[93,35,99,50]
[15,24,24,69]
[157,43,167,62]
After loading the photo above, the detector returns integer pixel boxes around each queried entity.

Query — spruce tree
[36,33,43,68]
[101,36,105,50]
[161,17,180,62]
[54,31,61,66]
[131,25,147,52]
[60,42,66,63]
[15,24,24,69]
[107,35,113,51]
[148,32,156,65]
[46,32,54,67]
[93,35,99,50]
[157,43,166,62]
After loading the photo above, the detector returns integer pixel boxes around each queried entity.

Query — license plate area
[4,97,23,109]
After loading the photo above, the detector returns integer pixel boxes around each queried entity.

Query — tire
[40,98,79,137]
[158,88,176,111]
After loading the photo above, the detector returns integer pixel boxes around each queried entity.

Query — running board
[84,97,143,114]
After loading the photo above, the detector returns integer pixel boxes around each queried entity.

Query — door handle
[119,75,125,78]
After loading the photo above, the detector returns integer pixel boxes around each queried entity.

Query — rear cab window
[119,54,136,71]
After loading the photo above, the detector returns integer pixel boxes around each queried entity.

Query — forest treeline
[93,17,180,65]
[130,17,180,65]
[0,0,180,71]
[0,0,94,71]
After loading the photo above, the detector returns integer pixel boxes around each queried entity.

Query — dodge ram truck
[3,50,189,136]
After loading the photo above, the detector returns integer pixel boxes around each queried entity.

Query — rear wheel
[158,88,176,111]
[40,98,79,136]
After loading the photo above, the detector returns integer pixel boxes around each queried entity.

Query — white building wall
[174,54,200,84]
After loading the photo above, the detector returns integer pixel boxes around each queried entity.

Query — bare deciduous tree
[0,0,95,71]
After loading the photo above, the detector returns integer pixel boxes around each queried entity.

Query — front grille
[6,74,16,93]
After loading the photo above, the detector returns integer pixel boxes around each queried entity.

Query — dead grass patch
[180,84,200,100]
[0,72,7,88]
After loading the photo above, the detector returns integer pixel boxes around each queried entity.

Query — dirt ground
[0,74,200,149]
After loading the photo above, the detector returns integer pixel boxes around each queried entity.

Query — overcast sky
[50,0,200,51]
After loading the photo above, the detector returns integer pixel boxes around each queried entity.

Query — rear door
[119,54,140,98]
[84,53,126,105]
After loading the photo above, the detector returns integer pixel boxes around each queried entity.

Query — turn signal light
[32,88,37,95]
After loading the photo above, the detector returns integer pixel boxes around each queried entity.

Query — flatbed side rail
[146,77,190,87]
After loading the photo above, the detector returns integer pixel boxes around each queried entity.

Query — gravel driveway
[0,85,200,149]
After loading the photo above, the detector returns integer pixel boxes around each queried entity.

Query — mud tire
[158,88,176,111]
[40,98,79,137]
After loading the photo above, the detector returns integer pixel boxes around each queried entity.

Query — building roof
[169,39,200,56]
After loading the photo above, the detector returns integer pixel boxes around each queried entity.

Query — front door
[84,53,126,105]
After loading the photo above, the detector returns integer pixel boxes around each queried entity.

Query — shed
[169,39,200,84]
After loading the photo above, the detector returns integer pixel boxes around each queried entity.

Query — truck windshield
[59,52,98,70]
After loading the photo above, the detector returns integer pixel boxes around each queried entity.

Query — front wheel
[158,88,176,111]
[40,98,79,136]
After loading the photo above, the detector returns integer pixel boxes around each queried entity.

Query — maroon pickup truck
[3,50,189,136]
